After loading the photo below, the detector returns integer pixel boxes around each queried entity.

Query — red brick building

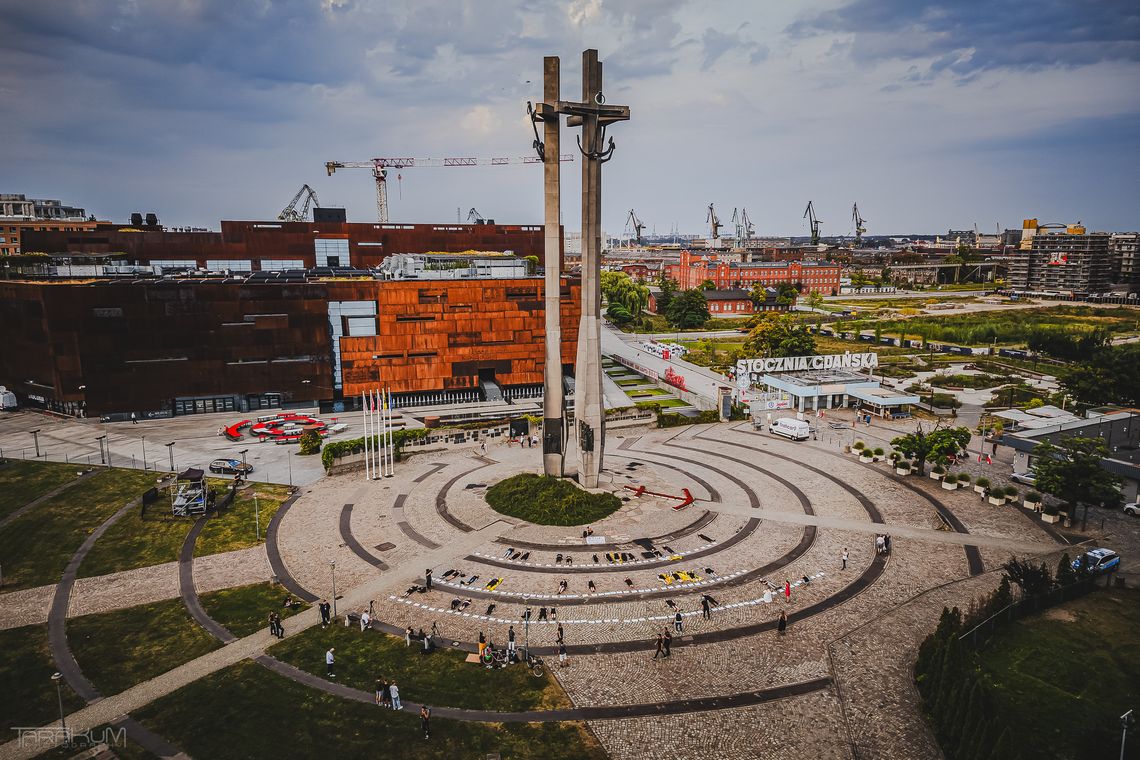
[668,250,841,294]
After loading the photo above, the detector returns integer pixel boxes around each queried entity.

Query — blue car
[1072,548,1120,574]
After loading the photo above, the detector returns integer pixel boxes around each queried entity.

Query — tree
[850,269,872,289]
[298,429,322,455]
[663,288,709,329]
[742,313,816,358]
[698,279,716,291]
[774,282,799,305]
[1055,552,1076,586]
[601,270,650,320]
[606,302,633,325]
[1060,343,1140,407]
[1032,436,1122,513]
[890,424,972,474]
[807,290,825,311]
[655,275,678,313]
[1002,557,1052,597]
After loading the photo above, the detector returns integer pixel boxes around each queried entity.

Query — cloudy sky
[2,0,1138,236]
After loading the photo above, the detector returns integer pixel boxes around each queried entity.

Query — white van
[769,418,810,441]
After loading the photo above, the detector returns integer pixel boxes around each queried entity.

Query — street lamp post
[141,436,147,470]
[330,560,338,618]
[253,493,260,540]
[239,449,249,471]
[1122,709,1134,760]
[523,606,532,660]
[30,429,41,458]
[95,435,107,465]
[165,442,175,472]
[51,672,67,745]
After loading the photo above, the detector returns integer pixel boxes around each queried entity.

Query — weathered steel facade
[0,277,580,417]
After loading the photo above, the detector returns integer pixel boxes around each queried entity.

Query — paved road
[601,325,733,406]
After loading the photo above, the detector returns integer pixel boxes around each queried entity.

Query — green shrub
[853,440,865,450]
[321,429,429,471]
[975,477,991,489]
[1026,491,1042,502]
[298,429,322,456]
[957,472,972,483]
[1004,485,1019,497]
[873,447,885,457]
[484,474,621,526]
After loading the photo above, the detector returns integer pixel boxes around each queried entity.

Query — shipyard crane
[325,154,575,223]
[731,207,755,247]
[707,203,722,241]
[852,203,867,247]
[625,209,646,245]
[803,201,822,246]
[278,184,320,222]
[467,208,486,224]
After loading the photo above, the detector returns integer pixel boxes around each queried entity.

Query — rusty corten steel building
[0,219,576,417]
[18,219,558,271]
[0,276,580,417]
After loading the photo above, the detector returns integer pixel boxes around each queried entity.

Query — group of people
[373,677,402,710]
[875,534,892,554]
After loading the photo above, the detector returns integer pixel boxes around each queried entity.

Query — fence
[959,570,1114,650]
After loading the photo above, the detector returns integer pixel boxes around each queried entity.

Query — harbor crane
[467,208,486,224]
[625,209,646,245]
[707,203,722,241]
[803,201,822,246]
[325,154,574,223]
[852,203,867,247]
[278,184,320,222]
[731,207,755,247]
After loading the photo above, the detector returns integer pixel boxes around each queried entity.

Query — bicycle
[526,652,544,678]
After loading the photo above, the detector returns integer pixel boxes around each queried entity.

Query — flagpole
[385,387,395,477]
[380,389,389,478]
[362,390,370,481]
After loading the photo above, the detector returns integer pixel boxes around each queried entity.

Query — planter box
[929,472,944,481]
[1005,495,1018,504]
[941,480,958,490]
[988,496,1005,505]
[1041,513,1059,524]
[1023,499,1041,510]
[973,485,986,494]
[895,467,910,476]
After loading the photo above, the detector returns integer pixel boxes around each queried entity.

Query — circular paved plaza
[3,418,1068,760]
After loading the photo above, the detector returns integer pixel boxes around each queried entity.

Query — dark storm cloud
[788,0,1140,80]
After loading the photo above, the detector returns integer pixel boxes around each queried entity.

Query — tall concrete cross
[531,56,567,477]
[560,49,630,488]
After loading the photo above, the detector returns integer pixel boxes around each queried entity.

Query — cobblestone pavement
[0,546,270,630]
[1,419,1074,760]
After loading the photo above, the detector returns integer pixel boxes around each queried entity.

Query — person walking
[319,599,331,627]
[390,681,402,711]
[674,611,683,634]
[777,610,788,636]
[382,679,392,708]
[405,626,413,646]
[420,705,431,739]
[375,678,384,706]
[556,623,564,644]
[325,647,335,678]
[841,548,849,570]
[360,609,371,632]
[875,534,885,554]
[701,596,711,620]
[507,625,516,658]
[663,630,673,657]
[478,630,486,658]
[784,579,792,602]
[273,612,284,639]
[425,568,432,590]
[558,641,567,667]
[131,412,138,424]
[653,632,664,659]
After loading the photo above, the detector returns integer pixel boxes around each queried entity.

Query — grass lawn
[0,459,87,521]
[195,482,293,557]
[614,378,645,387]
[0,624,86,729]
[928,372,1013,389]
[635,398,687,409]
[133,661,605,760]
[975,587,1140,759]
[78,481,293,578]
[485,473,622,526]
[626,388,668,397]
[68,597,221,696]
[272,624,570,712]
[199,582,309,638]
[0,468,158,591]
[813,334,915,356]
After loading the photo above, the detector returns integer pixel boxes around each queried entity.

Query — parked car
[1010,471,1037,485]
[1124,502,1139,517]
[209,458,254,475]
[768,418,811,441]
[1072,548,1120,574]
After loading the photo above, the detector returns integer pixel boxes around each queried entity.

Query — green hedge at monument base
[321,429,429,471]
[485,474,622,526]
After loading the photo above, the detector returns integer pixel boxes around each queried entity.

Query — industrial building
[0,193,99,255]
[1111,233,1140,288]
[668,250,842,293]
[1006,219,1113,294]
[0,219,577,418]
